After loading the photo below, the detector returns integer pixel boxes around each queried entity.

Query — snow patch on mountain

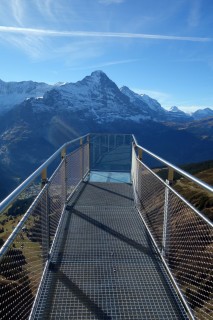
[120,85,165,119]
[192,108,213,120]
[0,71,212,124]
[120,86,165,113]
[165,106,193,122]
[140,94,163,112]
[49,71,134,121]
[169,106,181,112]
[0,79,63,113]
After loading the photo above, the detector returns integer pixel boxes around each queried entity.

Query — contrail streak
[0,26,211,42]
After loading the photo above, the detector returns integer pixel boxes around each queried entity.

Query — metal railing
[0,133,212,320]
[89,133,132,172]
[0,134,89,320]
[132,136,213,320]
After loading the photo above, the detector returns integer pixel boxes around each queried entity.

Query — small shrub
[0,227,4,233]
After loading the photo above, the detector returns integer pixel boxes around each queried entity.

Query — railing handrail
[1,132,212,215]
[0,133,89,214]
[90,133,132,136]
[132,134,213,194]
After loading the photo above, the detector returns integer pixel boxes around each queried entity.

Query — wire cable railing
[0,133,212,320]
[0,134,89,320]
[131,142,213,320]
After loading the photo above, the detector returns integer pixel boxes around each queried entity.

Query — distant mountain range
[0,71,212,200]
[0,71,213,121]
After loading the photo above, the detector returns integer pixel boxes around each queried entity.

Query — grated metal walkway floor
[33,181,188,319]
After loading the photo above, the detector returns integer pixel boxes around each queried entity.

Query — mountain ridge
[0,71,212,121]
[0,70,212,200]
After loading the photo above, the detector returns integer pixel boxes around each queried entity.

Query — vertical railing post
[41,168,47,188]
[45,187,50,260]
[168,167,174,185]
[131,143,136,184]
[162,180,170,257]
[162,167,174,256]
[93,136,96,168]
[138,147,143,161]
[135,145,143,207]
[41,168,50,261]
[61,147,67,202]
[87,135,90,171]
[61,147,66,160]
[137,146,143,191]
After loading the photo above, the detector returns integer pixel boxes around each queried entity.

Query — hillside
[155,160,213,221]
[174,167,213,221]
[0,71,212,200]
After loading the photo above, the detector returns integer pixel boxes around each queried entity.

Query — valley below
[0,71,212,200]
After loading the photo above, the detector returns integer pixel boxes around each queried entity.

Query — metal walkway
[1,133,212,320]
[33,181,187,319]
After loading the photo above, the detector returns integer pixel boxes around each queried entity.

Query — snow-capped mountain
[0,71,212,122]
[27,71,167,123]
[0,79,63,113]
[22,71,181,123]
[192,108,213,120]
[166,106,193,122]
[118,87,198,123]
[170,106,183,112]
[120,86,166,120]
[0,70,212,200]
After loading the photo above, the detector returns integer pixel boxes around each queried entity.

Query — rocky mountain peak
[170,106,181,112]
[193,107,213,120]
[120,86,135,97]
[91,70,107,78]
[0,71,212,123]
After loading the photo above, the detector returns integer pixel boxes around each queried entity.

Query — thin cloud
[70,59,139,70]
[12,0,25,26]
[0,26,211,42]
[54,40,103,65]
[133,88,173,103]
[35,0,55,19]
[188,0,201,28]
[1,33,49,59]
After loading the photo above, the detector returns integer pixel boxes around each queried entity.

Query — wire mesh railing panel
[90,134,132,172]
[66,147,83,200]
[0,135,89,319]
[0,188,49,320]
[0,177,41,250]
[66,144,89,200]
[131,144,138,187]
[48,161,66,246]
[132,151,213,320]
[134,159,165,250]
[83,143,90,176]
[165,191,213,320]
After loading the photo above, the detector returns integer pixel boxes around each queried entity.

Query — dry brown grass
[174,168,213,221]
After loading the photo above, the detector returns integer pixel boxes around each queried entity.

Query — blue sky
[0,0,213,112]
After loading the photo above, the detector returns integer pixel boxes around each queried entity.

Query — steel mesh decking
[33,182,188,320]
